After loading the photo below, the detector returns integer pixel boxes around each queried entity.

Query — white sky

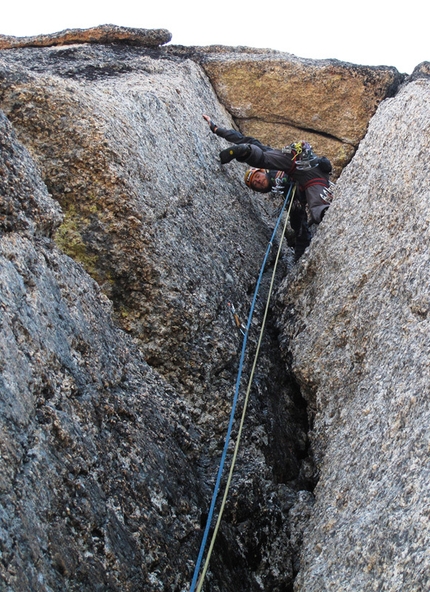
[1,0,427,74]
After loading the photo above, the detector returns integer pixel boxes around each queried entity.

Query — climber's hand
[203,114,217,133]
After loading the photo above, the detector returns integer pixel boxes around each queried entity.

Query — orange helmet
[244,168,267,188]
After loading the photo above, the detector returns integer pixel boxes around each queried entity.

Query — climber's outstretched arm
[202,114,269,150]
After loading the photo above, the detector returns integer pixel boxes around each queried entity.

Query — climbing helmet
[244,168,268,188]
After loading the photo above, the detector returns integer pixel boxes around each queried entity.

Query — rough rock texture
[1,27,425,592]
[171,46,404,177]
[0,41,313,591]
[0,24,171,49]
[0,44,278,393]
[277,79,430,590]
[410,61,430,81]
[0,30,404,180]
[0,109,63,235]
[0,109,202,591]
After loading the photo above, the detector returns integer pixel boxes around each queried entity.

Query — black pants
[290,198,311,261]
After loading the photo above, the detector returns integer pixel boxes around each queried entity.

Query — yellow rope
[196,187,296,591]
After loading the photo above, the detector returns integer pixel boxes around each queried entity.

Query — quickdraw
[227,302,246,335]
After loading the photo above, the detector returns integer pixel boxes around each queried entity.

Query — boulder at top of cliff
[194,47,402,144]
[277,78,430,590]
[0,24,172,50]
[171,46,404,176]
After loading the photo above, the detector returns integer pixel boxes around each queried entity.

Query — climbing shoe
[219,144,252,164]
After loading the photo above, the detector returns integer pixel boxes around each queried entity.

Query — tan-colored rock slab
[0,24,171,49]
[198,49,401,144]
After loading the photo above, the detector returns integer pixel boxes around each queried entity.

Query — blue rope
[189,183,293,592]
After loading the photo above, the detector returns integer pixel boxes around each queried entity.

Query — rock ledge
[0,24,172,49]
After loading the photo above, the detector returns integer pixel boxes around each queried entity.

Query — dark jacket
[215,127,331,224]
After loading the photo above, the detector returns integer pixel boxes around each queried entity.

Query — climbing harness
[189,183,296,592]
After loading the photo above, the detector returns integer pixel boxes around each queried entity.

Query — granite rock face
[175,47,404,177]
[0,44,261,390]
[1,26,426,592]
[0,110,63,235]
[0,40,312,591]
[277,79,430,590]
[0,110,202,591]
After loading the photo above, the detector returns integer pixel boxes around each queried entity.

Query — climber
[242,167,312,260]
[202,114,332,226]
